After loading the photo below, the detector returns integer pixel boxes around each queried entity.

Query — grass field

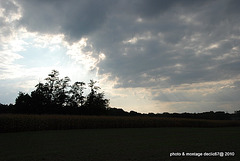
[0,127,239,161]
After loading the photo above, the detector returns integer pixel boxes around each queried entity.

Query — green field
[0,127,239,161]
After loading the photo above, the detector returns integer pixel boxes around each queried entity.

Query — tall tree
[44,70,71,106]
[44,70,59,102]
[31,83,51,104]
[15,92,32,113]
[88,79,100,94]
[53,76,71,106]
[69,81,86,107]
[85,80,109,114]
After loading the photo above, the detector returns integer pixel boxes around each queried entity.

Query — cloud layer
[1,0,240,112]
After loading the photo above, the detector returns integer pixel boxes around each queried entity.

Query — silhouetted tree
[15,92,32,113]
[106,107,128,116]
[69,81,86,107]
[32,83,51,104]
[84,80,109,114]
[233,110,240,120]
[43,70,71,107]
[7,70,112,115]
[53,76,71,106]
[30,83,52,113]
[0,103,13,113]
[129,110,141,116]
[45,69,59,102]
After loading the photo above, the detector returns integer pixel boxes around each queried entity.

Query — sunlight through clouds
[0,27,99,104]
[66,38,98,71]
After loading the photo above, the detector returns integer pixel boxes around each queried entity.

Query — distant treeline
[0,70,240,120]
[1,103,240,120]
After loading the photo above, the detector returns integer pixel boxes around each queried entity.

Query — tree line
[0,70,239,119]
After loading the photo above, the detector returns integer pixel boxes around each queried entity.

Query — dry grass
[1,114,240,133]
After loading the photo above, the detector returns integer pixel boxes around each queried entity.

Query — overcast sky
[1,0,240,113]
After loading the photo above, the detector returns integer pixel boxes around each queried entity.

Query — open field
[1,114,240,133]
[0,127,239,161]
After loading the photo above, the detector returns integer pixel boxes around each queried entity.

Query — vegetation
[0,127,239,161]
[1,70,109,115]
[0,114,240,133]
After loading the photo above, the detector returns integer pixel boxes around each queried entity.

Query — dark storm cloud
[18,0,113,42]
[107,0,240,87]
[13,0,240,105]
[132,0,209,18]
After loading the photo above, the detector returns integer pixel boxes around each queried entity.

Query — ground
[0,127,239,161]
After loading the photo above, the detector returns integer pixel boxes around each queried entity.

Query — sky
[0,0,240,113]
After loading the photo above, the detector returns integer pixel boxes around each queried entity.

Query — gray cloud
[87,1,239,86]
[0,0,18,38]
[5,0,240,111]
[0,0,18,16]
[18,0,113,42]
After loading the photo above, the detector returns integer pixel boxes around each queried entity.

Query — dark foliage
[147,111,236,120]
[1,70,109,115]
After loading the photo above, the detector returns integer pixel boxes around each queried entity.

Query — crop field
[0,127,240,161]
[1,114,240,133]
